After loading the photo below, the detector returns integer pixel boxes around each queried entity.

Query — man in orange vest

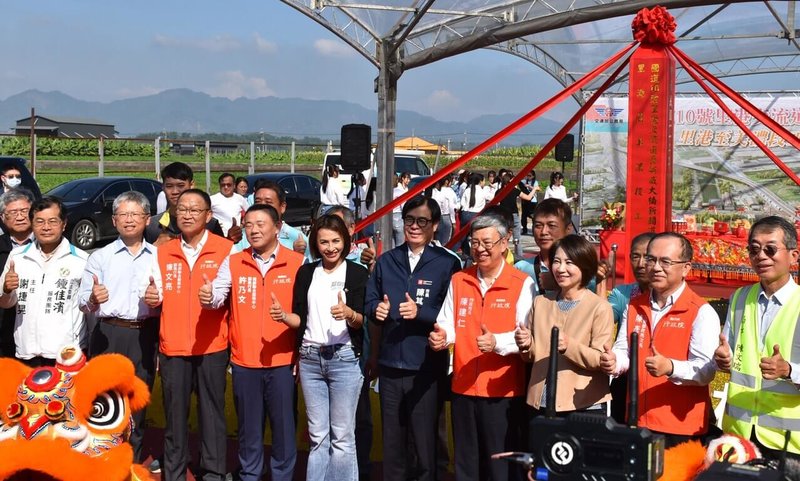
[199,204,304,481]
[600,232,720,447]
[429,210,533,481]
[145,188,233,481]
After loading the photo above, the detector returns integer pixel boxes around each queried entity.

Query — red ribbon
[445,55,632,249]
[631,6,676,45]
[354,41,637,235]
[668,45,800,187]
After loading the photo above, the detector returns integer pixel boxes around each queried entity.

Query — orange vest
[451,265,528,398]
[158,233,233,356]
[626,287,709,435]
[228,246,304,368]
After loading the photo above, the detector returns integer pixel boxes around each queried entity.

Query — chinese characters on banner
[624,45,675,281]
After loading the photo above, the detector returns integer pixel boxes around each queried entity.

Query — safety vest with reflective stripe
[722,284,800,454]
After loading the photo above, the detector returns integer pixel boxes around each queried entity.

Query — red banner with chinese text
[624,45,675,281]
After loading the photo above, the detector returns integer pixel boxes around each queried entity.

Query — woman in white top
[458,172,488,253]
[291,214,368,480]
[391,172,411,248]
[543,171,578,203]
[431,176,459,245]
[347,172,368,221]
[320,165,348,213]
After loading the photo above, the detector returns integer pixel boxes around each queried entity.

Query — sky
[0,0,578,128]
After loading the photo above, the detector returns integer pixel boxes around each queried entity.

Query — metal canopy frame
[281,0,800,240]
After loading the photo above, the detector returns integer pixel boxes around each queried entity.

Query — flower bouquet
[600,201,625,230]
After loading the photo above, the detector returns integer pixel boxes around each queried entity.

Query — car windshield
[48,179,106,202]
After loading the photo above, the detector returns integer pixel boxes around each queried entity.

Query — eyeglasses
[470,238,504,250]
[747,244,787,258]
[114,212,149,220]
[644,255,689,269]
[403,216,432,228]
[176,207,208,217]
[3,208,30,219]
[33,218,63,228]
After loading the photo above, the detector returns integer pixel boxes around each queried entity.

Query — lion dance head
[0,345,152,481]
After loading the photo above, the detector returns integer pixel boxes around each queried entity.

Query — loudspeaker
[340,124,372,172]
[555,133,574,162]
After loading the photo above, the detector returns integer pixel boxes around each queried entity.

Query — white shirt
[392,184,408,214]
[431,187,458,223]
[408,246,424,272]
[205,244,280,309]
[460,185,489,213]
[544,184,569,202]
[721,278,800,385]
[181,230,209,270]
[210,192,249,236]
[78,238,160,319]
[611,282,720,385]
[303,262,351,346]
[321,179,348,206]
[0,238,89,359]
[436,262,535,356]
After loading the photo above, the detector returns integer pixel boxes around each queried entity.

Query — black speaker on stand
[554,133,574,177]
[340,124,372,172]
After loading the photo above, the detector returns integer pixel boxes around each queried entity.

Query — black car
[245,172,321,226]
[0,156,43,199]
[47,177,162,250]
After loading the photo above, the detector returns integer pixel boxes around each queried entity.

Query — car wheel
[71,219,97,250]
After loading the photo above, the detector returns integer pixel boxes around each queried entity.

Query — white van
[322,149,432,194]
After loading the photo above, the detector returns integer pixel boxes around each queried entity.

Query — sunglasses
[747,244,787,257]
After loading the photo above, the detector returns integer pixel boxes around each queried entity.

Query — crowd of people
[0,160,798,481]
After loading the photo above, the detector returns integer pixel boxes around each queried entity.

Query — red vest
[228,247,304,368]
[158,233,233,356]
[626,286,709,435]
[451,265,528,398]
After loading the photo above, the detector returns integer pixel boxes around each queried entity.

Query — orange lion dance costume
[0,345,152,481]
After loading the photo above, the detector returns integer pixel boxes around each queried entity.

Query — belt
[305,343,348,359]
[99,316,157,329]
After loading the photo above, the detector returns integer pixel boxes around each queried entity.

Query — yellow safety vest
[722,284,800,454]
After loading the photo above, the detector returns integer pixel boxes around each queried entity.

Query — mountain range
[0,89,569,145]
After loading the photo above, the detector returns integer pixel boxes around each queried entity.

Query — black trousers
[90,320,158,463]
[379,366,442,481]
[355,377,373,480]
[20,356,56,367]
[452,394,525,481]
[160,349,229,481]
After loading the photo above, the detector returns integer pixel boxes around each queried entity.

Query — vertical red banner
[624,45,675,281]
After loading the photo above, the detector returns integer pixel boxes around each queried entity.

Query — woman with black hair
[496,171,536,260]
[320,165,348,214]
[458,173,488,254]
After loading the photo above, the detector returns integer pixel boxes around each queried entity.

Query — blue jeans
[392,212,404,248]
[299,344,364,481]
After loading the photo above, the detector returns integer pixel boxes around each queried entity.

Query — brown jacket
[524,290,614,411]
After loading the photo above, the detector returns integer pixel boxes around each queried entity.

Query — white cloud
[153,34,241,53]
[208,71,274,99]
[425,89,461,110]
[313,38,355,58]
[253,33,277,54]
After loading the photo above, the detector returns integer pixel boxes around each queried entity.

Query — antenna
[545,326,559,418]
[627,331,639,427]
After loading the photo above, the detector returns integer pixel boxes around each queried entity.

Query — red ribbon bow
[632,6,677,45]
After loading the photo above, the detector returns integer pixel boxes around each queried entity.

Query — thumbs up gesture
[360,238,376,267]
[227,217,243,243]
[330,291,349,321]
[293,235,307,254]
[515,323,532,352]
[144,275,161,307]
[375,294,391,322]
[599,343,617,375]
[644,344,673,378]
[3,260,18,294]
[714,333,732,372]
[428,323,447,351]
[760,344,791,380]
[90,273,109,305]
[399,292,418,320]
[269,292,286,323]
[198,274,213,305]
[557,331,569,354]
[476,323,496,353]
